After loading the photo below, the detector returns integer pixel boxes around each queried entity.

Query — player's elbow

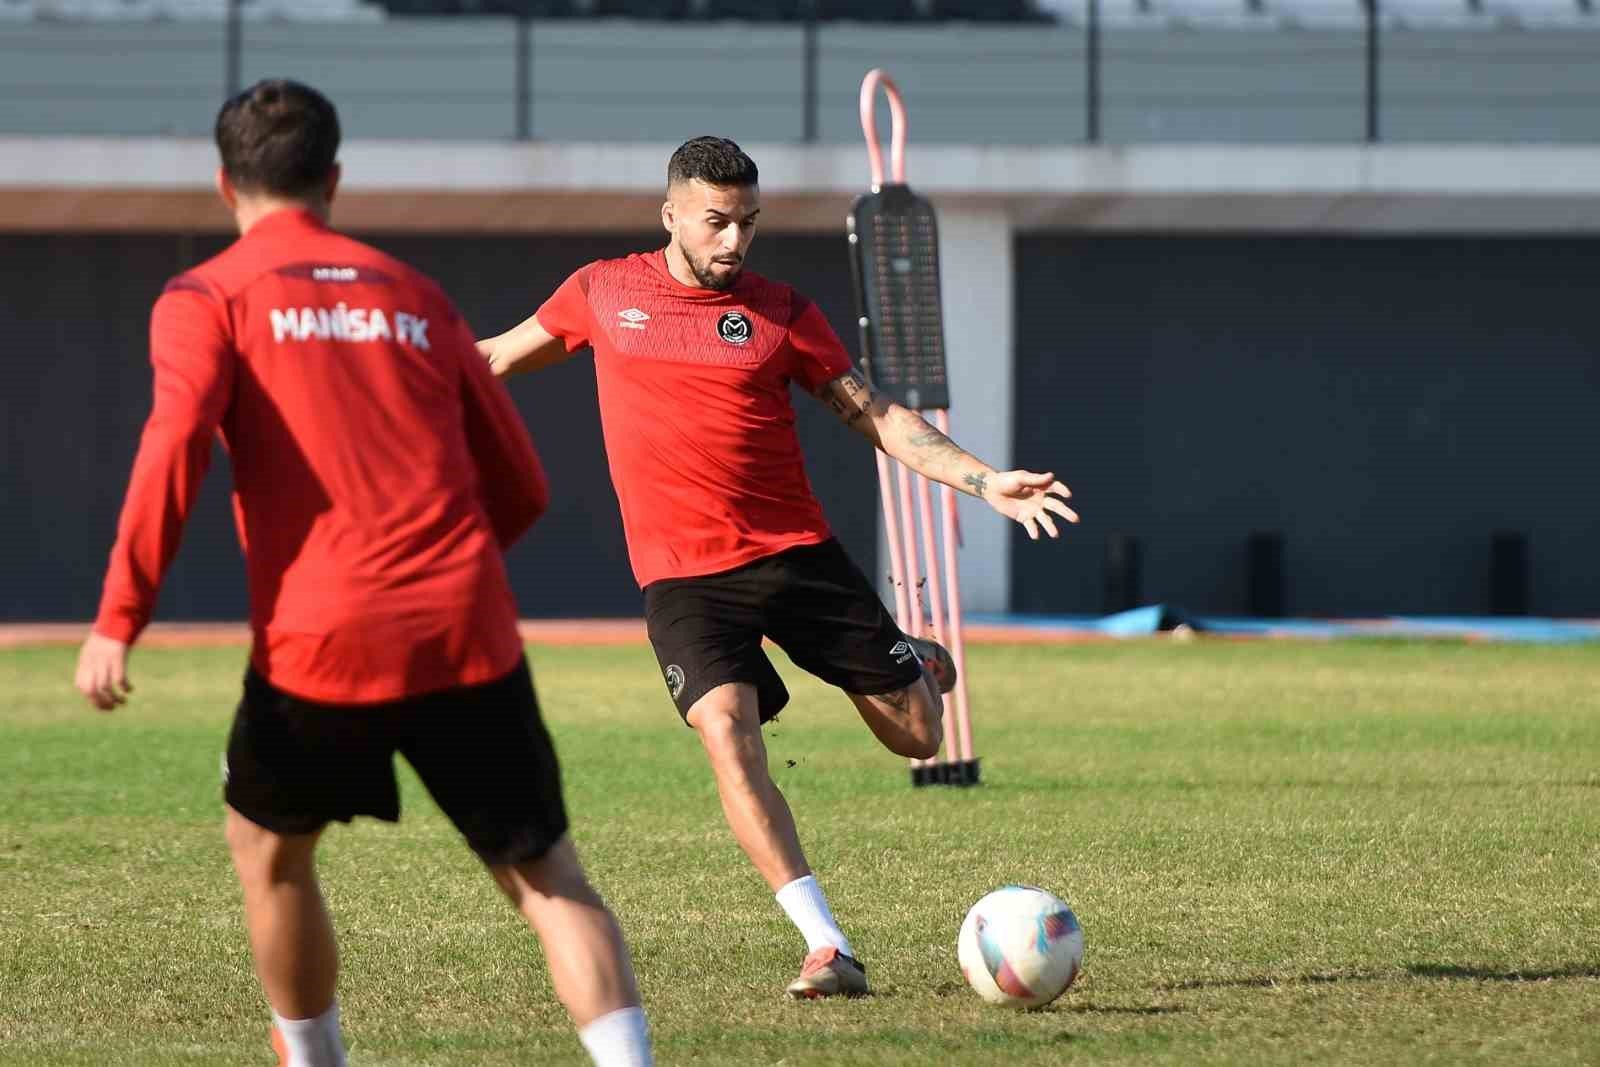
[523,452,551,522]
[526,476,550,527]
[477,339,516,379]
[493,476,548,549]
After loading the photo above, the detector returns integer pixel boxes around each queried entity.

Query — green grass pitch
[3,639,1598,1065]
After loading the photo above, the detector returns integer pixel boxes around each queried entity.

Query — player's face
[666,179,760,291]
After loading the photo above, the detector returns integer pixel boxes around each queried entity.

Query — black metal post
[1102,533,1141,614]
[1086,0,1102,143]
[802,2,819,143]
[225,0,242,98]
[515,17,532,141]
[1490,531,1528,616]
[1248,531,1285,618]
[1365,0,1379,142]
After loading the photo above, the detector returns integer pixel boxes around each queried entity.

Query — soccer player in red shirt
[478,137,1078,999]
[73,81,654,1067]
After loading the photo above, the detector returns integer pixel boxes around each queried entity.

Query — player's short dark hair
[214,79,340,198]
[667,136,759,191]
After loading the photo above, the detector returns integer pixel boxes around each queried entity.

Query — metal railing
[2,4,1598,143]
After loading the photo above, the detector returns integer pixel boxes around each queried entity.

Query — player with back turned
[73,80,654,1067]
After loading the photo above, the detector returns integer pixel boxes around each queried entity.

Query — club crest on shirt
[717,311,752,346]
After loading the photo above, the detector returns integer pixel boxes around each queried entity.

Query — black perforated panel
[847,184,950,411]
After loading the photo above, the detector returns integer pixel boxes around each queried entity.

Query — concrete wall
[1012,233,1600,616]
[4,19,1600,143]
[12,226,1598,622]
[0,230,879,621]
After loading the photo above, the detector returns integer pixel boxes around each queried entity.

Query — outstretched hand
[74,631,132,712]
[981,470,1079,541]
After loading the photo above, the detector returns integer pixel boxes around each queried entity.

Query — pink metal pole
[894,459,933,774]
[895,461,923,636]
[863,70,967,782]
[858,69,908,190]
[914,469,959,768]
[876,451,911,628]
[936,410,976,763]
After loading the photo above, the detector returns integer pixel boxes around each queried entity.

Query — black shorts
[223,658,568,866]
[643,538,925,724]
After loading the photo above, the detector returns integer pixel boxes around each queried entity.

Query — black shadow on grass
[927,982,1180,1017]
[1067,1003,1186,1016]
[1159,965,1600,993]
[1408,963,1600,982]
[1159,970,1379,991]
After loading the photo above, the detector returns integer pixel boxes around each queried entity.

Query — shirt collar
[245,207,330,238]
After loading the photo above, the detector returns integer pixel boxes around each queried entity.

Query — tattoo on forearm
[963,472,989,498]
[907,421,965,459]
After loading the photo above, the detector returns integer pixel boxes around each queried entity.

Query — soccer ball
[957,885,1083,1009]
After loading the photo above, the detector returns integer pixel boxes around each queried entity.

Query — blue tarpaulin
[969,608,1600,644]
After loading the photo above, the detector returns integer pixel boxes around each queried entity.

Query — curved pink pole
[859,68,908,190]
[876,452,911,628]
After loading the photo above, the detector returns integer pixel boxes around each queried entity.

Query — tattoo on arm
[821,371,876,426]
[896,412,992,497]
[904,416,970,468]
[908,426,961,452]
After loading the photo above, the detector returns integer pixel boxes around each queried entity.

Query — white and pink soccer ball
[957,885,1084,1009]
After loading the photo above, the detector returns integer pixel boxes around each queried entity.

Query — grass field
[3,638,1599,1065]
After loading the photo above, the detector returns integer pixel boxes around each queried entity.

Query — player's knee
[224,810,316,885]
[492,838,595,908]
[686,688,757,747]
[907,718,943,760]
[907,689,945,759]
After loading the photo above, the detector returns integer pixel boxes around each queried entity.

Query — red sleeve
[93,278,236,644]
[533,263,596,353]
[785,296,855,392]
[455,307,549,548]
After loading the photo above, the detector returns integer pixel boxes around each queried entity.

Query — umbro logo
[890,639,915,664]
[618,308,650,331]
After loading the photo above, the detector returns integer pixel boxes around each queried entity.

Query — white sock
[775,874,855,958]
[271,1002,346,1067]
[578,1006,654,1067]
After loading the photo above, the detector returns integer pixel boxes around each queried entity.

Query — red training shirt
[535,251,854,587]
[94,208,546,704]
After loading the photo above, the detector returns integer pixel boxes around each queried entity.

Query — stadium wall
[6,140,1600,620]
[0,230,877,622]
[1013,234,1600,617]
